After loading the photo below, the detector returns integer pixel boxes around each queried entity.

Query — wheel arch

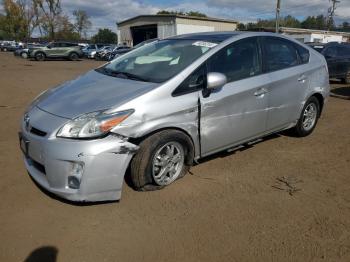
[309,92,325,116]
[128,127,196,165]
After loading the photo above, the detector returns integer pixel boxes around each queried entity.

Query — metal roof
[167,31,243,42]
[117,14,238,27]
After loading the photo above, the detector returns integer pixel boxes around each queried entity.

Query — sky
[61,0,350,35]
[2,0,350,35]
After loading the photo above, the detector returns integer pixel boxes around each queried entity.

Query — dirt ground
[0,52,350,262]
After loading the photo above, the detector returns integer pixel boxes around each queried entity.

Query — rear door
[199,37,269,156]
[262,36,309,131]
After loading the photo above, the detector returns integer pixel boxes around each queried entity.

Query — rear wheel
[21,52,28,59]
[342,71,350,84]
[130,130,193,191]
[34,52,45,61]
[291,96,320,137]
[68,52,79,61]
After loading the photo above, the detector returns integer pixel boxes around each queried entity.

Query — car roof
[167,31,244,42]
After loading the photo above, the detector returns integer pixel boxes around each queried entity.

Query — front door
[199,37,269,156]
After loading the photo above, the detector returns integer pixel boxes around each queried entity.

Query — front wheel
[21,52,28,59]
[291,96,320,137]
[130,130,193,191]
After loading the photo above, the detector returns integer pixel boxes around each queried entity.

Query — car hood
[36,69,159,119]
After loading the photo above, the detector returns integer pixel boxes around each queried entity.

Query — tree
[342,22,350,29]
[16,0,42,39]
[301,15,327,30]
[73,9,91,39]
[186,11,206,17]
[282,15,301,28]
[55,14,80,40]
[1,0,27,40]
[157,10,207,17]
[34,0,62,40]
[237,23,246,31]
[92,28,117,44]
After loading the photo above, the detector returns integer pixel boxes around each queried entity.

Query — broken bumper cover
[20,129,138,202]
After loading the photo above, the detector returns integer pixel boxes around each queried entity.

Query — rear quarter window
[295,44,310,64]
[263,37,299,72]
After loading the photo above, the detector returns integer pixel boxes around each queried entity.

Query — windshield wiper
[97,67,150,82]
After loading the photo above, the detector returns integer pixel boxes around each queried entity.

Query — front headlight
[57,109,134,139]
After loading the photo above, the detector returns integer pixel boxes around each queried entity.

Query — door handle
[254,88,267,97]
[298,75,307,82]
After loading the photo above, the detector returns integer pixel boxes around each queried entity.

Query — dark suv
[308,42,350,84]
[29,42,83,61]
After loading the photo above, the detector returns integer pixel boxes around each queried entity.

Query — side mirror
[207,72,227,90]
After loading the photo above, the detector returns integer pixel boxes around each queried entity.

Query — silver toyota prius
[19,32,330,202]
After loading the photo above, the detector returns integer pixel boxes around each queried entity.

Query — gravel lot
[0,52,350,262]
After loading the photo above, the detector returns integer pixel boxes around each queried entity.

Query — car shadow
[331,86,350,100]
[197,133,281,164]
[24,246,58,262]
[28,58,83,62]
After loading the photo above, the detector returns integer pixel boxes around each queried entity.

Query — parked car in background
[19,32,329,202]
[101,45,130,61]
[14,43,44,59]
[94,45,115,60]
[105,40,158,61]
[308,42,350,84]
[82,44,106,58]
[28,42,83,61]
[0,41,21,52]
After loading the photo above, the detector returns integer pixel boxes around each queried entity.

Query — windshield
[99,39,217,83]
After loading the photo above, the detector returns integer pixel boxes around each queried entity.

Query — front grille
[30,127,47,137]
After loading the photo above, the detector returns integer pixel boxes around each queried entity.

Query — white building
[280,27,350,43]
[117,15,238,46]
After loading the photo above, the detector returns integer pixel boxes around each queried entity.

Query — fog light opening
[67,162,84,189]
[68,176,80,189]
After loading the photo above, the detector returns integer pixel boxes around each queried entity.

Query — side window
[173,64,206,96]
[336,46,350,56]
[295,44,310,64]
[324,47,337,58]
[207,37,261,82]
[263,37,299,72]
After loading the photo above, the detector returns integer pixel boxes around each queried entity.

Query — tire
[21,52,28,59]
[130,130,193,191]
[3,47,7,52]
[34,52,45,61]
[342,71,350,85]
[68,52,79,61]
[291,96,320,137]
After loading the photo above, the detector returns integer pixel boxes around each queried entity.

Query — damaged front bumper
[19,109,139,202]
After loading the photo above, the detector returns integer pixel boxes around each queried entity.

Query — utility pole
[327,0,340,31]
[275,0,281,33]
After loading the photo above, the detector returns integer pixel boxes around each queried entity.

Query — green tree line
[0,0,118,43]
[238,14,350,31]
